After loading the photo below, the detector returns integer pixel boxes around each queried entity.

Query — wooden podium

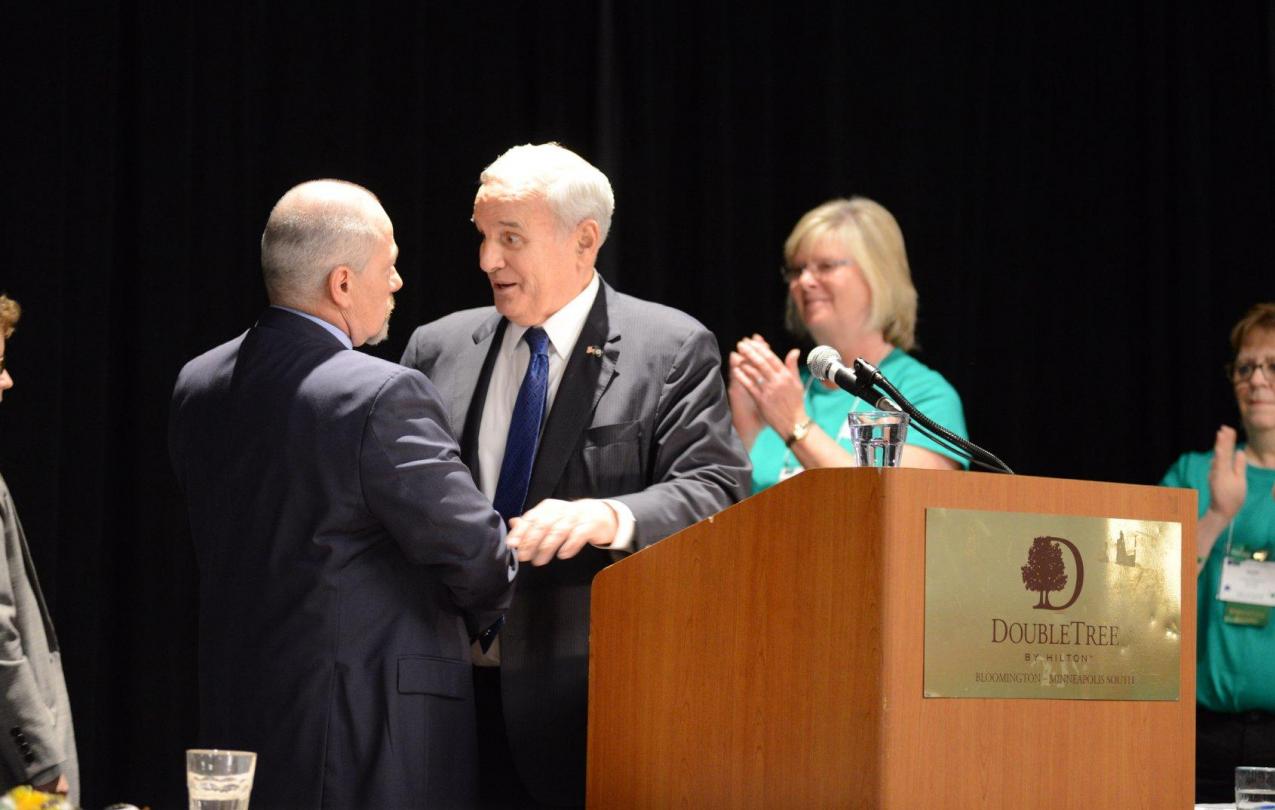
[587,468,1197,808]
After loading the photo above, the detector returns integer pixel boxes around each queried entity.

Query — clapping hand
[727,345,765,448]
[728,335,805,438]
[1207,425,1248,522]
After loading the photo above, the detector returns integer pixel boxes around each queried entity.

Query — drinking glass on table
[1237,766,1275,809]
[846,410,910,467]
[186,749,256,810]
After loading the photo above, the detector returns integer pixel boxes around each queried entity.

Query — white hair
[478,143,615,244]
[261,180,387,306]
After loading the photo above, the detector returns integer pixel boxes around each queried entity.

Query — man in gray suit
[170,181,516,809]
[0,294,78,803]
[401,144,750,807]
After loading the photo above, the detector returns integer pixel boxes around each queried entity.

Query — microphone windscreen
[806,345,842,382]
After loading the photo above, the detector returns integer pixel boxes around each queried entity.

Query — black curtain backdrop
[1,3,1272,806]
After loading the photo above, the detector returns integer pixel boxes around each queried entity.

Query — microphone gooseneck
[850,357,1014,474]
[804,345,1013,473]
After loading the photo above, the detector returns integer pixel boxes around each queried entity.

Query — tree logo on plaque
[1020,536,1085,610]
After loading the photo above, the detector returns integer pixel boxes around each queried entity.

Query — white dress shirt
[476,271,635,550]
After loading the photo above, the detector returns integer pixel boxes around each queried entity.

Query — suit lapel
[525,282,619,506]
[461,315,508,475]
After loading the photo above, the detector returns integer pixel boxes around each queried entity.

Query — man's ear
[328,265,353,307]
[576,220,600,254]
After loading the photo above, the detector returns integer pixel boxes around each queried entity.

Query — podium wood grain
[588,467,1196,809]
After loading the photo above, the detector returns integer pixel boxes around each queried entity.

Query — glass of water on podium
[846,410,910,467]
[186,749,256,810]
[1237,766,1275,809]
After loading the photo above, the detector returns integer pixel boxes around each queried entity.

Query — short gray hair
[479,143,615,244]
[261,180,387,306]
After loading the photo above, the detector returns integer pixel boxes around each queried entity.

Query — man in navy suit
[170,180,516,809]
[401,144,750,806]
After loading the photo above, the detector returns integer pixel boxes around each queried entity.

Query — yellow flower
[3,786,70,810]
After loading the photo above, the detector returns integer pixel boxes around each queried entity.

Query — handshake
[506,498,626,566]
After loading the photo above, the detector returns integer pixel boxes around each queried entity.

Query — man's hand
[33,775,68,795]
[507,498,620,566]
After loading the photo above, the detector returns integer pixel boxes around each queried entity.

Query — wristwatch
[785,417,813,448]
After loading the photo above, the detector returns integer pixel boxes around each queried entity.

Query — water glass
[846,410,910,467]
[1237,766,1275,809]
[187,749,256,810]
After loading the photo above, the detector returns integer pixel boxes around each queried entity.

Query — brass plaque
[924,508,1181,700]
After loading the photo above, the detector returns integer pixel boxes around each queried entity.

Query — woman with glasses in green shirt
[729,196,968,494]
[1160,301,1275,804]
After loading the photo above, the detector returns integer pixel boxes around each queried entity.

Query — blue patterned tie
[493,327,550,521]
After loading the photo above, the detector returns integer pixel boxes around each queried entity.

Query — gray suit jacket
[401,280,750,805]
[170,307,516,809]
[0,474,78,804]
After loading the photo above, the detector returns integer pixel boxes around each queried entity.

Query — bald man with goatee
[170,180,516,809]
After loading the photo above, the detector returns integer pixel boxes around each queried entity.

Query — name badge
[778,464,804,482]
[1218,557,1275,607]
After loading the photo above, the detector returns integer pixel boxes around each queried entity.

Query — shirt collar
[505,271,600,360]
[271,305,353,349]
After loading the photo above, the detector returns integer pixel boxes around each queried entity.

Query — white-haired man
[402,144,750,806]
[171,180,516,809]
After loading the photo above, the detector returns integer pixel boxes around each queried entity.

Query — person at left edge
[169,180,516,809]
[0,295,79,804]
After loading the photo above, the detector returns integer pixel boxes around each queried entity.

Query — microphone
[806,346,900,411]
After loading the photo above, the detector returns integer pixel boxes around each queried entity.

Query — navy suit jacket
[401,280,750,805]
[170,307,515,809]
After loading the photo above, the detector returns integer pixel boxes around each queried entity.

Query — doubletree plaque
[923,508,1181,700]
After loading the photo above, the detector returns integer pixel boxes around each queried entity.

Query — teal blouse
[748,349,969,494]
[1161,449,1275,713]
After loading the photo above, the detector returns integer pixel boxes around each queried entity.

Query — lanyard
[1222,516,1272,563]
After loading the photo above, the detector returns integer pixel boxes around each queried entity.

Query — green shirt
[1161,449,1275,713]
[748,348,969,494]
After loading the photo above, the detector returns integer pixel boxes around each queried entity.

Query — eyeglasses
[1226,359,1275,384]
[779,259,852,283]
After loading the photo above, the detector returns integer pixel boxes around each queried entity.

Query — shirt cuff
[599,499,636,551]
[28,763,61,789]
